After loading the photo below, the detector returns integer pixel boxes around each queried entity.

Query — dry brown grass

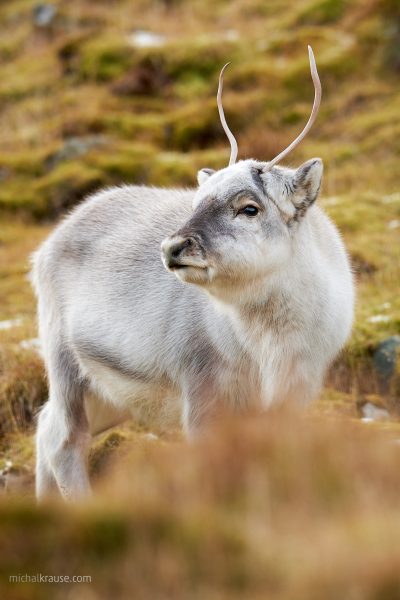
[2,412,400,599]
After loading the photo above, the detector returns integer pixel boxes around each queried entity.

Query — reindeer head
[161,47,323,293]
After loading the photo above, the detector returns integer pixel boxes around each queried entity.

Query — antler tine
[217,63,238,166]
[263,46,322,172]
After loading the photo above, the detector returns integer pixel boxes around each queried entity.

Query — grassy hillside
[0,0,399,598]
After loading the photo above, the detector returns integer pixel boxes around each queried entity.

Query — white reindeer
[32,47,354,500]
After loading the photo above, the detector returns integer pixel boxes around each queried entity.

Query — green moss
[166,91,265,153]
[0,51,58,102]
[173,72,212,101]
[379,0,400,72]
[167,99,221,151]
[87,142,155,184]
[227,61,281,93]
[0,179,47,218]
[164,39,237,81]
[297,0,347,25]
[0,149,49,178]
[150,152,197,186]
[79,36,134,82]
[90,431,129,476]
[101,111,167,143]
[34,162,105,217]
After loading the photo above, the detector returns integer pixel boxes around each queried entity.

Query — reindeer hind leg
[36,341,92,501]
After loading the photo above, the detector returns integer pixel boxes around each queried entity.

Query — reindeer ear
[197,168,215,186]
[290,158,323,218]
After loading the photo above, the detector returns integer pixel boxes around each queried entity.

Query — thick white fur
[32,158,354,499]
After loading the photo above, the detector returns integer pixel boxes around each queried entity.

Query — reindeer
[32,47,354,500]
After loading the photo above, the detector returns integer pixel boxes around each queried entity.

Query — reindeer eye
[238,205,259,217]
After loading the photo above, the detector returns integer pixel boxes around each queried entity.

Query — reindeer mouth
[166,259,210,285]
[172,263,210,285]
[161,235,208,273]
[161,240,210,284]
[167,259,207,271]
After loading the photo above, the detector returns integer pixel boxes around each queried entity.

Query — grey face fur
[161,158,323,290]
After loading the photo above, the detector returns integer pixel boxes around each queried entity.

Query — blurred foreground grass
[0,0,399,597]
[2,413,400,599]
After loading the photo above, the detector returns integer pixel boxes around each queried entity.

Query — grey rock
[361,402,390,422]
[33,4,57,27]
[0,167,11,182]
[45,135,107,170]
[373,336,400,382]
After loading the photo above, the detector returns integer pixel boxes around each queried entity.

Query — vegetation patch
[0,348,46,435]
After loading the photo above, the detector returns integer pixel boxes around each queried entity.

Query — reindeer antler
[263,46,322,171]
[217,47,321,169]
[217,63,238,166]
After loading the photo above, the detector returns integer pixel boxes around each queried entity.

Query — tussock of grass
[0,348,46,435]
[2,414,400,599]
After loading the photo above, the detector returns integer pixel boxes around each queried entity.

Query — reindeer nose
[170,237,193,259]
[161,236,195,268]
